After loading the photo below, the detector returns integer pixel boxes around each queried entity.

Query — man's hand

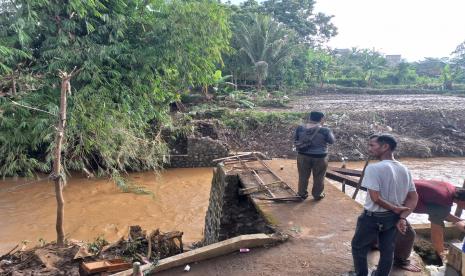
[454,220,465,232]
[393,206,410,215]
[397,218,407,234]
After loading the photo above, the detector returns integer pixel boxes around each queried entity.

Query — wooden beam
[258,158,299,196]
[325,170,365,191]
[253,196,303,202]
[239,181,283,195]
[111,234,279,276]
[327,166,362,177]
[455,179,465,217]
[447,242,463,274]
[412,222,464,240]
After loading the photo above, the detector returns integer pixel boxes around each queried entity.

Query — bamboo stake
[341,159,346,193]
[352,158,370,199]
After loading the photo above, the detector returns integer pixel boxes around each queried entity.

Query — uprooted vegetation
[0,226,183,275]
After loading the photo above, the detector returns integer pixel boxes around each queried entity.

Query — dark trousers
[296,154,328,198]
[394,223,416,266]
[352,212,399,276]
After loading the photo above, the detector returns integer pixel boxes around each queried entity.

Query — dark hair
[369,134,397,151]
[455,187,465,201]
[309,111,325,122]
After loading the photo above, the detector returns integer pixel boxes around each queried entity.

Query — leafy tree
[413,58,447,78]
[359,49,387,87]
[0,0,231,177]
[261,0,337,44]
[230,13,297,90]
[306,48,333,87]
[394,62,417,84]
[451,41,465,84]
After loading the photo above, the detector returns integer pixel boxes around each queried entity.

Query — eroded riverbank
[1,157,464,256]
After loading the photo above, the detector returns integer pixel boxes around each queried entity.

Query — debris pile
[0,226,184,275]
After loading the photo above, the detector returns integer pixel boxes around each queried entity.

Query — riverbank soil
[156,159,426,275]
[217,94,465,160]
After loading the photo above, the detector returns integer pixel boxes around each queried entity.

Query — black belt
[363,210,396,217]
[298,152,327,158]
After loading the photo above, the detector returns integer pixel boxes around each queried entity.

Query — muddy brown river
[0,168,213,255]
[0,158,464,255]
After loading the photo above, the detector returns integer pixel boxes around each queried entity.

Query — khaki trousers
[297,154,328,198]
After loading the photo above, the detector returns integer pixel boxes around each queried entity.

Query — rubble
[0,226,183,275]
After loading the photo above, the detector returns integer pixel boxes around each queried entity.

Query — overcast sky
[314,0,465,61]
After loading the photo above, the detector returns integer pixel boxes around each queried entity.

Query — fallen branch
[0,244,19,260]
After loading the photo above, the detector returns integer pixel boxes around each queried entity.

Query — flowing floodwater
[329,157,465,223]
[0,168,213,255]
[0,158,464,255]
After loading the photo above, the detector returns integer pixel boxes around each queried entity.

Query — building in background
[385,54,402,66]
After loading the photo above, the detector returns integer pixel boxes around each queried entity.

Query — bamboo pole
[341,159,346,193]
[352,158,370,199]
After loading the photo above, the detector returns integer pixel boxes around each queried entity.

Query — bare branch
[9,99,56,116]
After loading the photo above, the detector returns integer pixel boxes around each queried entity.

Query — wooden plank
[111,234,278,276]
[239,181,284,195]
[327,166,362,177]
[325,170,365,190]
[81,259,131,274]
[412,223,464,240]
[455,179,465,217]
[253,195,303,202]
[258,158,299,197]
[238,157,276,198]
[213,153,255,162]
[447,242,463,273]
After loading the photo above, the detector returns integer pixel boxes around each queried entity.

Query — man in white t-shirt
[351,134,418,276]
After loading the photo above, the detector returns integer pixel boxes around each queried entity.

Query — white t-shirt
[362,160,416,212]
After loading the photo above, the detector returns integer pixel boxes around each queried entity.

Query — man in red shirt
[395,179,465,272]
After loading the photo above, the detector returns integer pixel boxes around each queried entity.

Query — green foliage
[0,0,231,177]
[261,0,337,44]
[88,235,109,254]
[227,13,298,90]
[306,48,333,86]
[111,172,154,196]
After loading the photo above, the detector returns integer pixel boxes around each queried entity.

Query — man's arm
[326,129,335,144]
[293,126,301,145]
[397,191,418,234]
[445,213,465,232]
[399,191,418,219]
[368,189,410,214]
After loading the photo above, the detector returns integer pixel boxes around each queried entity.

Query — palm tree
[234,14,296,91]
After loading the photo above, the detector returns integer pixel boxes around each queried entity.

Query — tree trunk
[12,74,16,95]
[53,73,71,246]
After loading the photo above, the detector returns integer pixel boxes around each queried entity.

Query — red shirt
[413,180,456,213]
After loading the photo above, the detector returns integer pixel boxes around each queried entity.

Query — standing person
[395,179,465,272]
[351,134,418,276]
[294,111,335,200]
